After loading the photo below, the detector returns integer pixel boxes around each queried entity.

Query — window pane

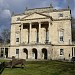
[16,49,19,54]
[59,31,64,42]
[16,38,19,42]
[59,13,63,17]
[60,36,63,41]
[60,49,64,55]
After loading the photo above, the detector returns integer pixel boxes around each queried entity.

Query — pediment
[20,12,51,20]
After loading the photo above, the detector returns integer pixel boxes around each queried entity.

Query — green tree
[1,28,10,45]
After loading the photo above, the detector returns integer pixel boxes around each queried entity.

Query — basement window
[60,49,64,55]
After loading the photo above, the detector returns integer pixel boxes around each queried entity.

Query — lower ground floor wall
[8,45,52,60]
[8,45,75,60]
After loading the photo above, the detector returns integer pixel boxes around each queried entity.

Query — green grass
[0,60,75,75]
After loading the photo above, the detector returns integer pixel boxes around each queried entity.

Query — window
[16,38,19,42]
[16,49,19,54]
[60,36,63,41]
[60,49,64,55]
[17,17,20,21]
[59,31,64,42]
[59,13,63,17]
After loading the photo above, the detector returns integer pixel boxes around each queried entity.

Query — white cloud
[0,9,11,21]
[0,0,9,11]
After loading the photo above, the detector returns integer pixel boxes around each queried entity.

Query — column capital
[29,22,32,24]
[38,21,41,24]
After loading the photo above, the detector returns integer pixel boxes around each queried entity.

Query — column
[39,22,41,43]
[28,49,32,59]
[48,21,51,43]
[0,48,1,57]
[29,23,32,43]
[3,47,5,58]
[19,24,21,44]
[38,49,42,59]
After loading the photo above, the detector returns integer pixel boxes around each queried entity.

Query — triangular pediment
[20,12,51,20]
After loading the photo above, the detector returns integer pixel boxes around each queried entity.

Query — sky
[0,0,75,34]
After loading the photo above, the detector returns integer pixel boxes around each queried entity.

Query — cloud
[0,10,11,19]
[0,0,9,11]
[0,0,75,31]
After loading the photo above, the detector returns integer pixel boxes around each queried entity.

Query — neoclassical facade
[8,6,75,60]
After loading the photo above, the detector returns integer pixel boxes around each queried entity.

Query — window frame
[59,30,64,42]
[16,49,19,54]
[59,13,63,17]
[60,49,64,55]
[16,38,19,42]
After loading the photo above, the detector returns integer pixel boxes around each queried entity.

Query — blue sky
[0,0,75,34]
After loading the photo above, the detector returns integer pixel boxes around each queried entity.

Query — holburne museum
[0,5,75,60]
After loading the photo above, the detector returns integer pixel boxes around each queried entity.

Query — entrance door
[23,48,28,59]
[16,49,19,59]
[32,48,37,59]
[42,48,47,59]
[1,48,4,57]
[5,48,8,58]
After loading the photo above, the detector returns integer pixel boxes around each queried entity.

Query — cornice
[53,18,71,21]
[52,44,75,46]
[11,22,21,25]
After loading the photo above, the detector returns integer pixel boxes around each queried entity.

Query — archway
[32,48,37,59]
[23,48,28,59]
[42,48,47,59]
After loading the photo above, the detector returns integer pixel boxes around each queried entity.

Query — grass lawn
[0,60,75,75]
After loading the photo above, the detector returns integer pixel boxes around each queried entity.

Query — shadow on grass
[0,62,5,75]
[5,66,25,69]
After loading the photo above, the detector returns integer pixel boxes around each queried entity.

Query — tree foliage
[1,29,10,44]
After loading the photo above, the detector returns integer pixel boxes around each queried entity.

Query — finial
[50,4,53,8]
[11,12,15,16]
[68,6,70,9]
[25,6,28,10]
[67,0,70,9]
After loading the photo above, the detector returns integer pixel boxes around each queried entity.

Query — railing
[20,41,51,46]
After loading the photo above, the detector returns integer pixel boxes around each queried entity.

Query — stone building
[8,6,75,60]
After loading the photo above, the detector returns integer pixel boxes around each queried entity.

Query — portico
[20,19,52,45]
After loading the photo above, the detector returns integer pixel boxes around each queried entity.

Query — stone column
[0,48,1,57]
[48,21,51,43]
[3,47,5,58]
[29,23,32,43]
[73,48,75,57]
[28,48,32,60]
[37,49,42,60]
[19,24,22,44]
[39,22,41,43]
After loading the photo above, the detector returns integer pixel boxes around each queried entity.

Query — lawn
[0,60,75,75]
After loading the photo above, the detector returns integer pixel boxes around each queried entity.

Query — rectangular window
[60,49,64,55]
[16,38,19,42]
[16,49,19,54]
[59,31,64,42]
[60,36,63,41]
[59,13,63,17]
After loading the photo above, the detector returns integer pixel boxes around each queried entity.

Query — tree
[1,28,10,45]
[0,36,3,44]
[72,17,75,41]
